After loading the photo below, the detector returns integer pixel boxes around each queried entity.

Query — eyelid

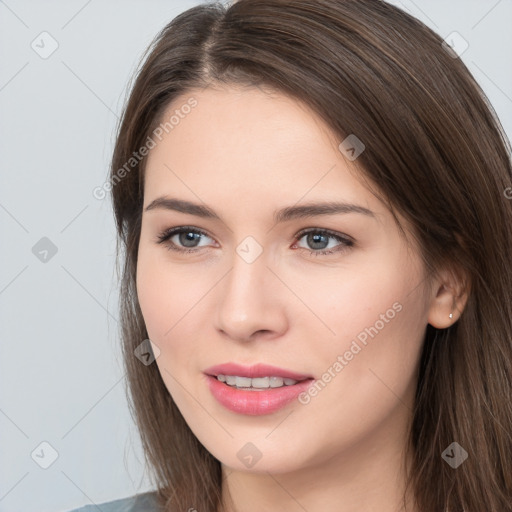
[156,225,215,247]
[292,227,354,256]
[294,227,354,243]
[156,225,354,255]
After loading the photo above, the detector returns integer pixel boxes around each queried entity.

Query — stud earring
[449,313,453,319]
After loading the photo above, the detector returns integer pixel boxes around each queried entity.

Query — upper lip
[204,363,313,381]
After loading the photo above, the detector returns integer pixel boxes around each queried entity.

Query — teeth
[225,375,237,386]
[216,374,299,388]
[252,377,270,388]
[270,376,284,387]
[235,376,252,388]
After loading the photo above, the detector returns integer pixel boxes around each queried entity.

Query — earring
[449,313,453,319]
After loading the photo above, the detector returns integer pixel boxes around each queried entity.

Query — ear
[427,266,470,329]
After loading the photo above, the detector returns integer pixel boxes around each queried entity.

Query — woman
[69,0,512,510]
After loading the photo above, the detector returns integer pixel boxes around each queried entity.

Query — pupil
[309,233,328,250]
[180,232,200,247]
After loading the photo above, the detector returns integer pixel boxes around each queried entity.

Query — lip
[205,375,314,415]
[203,363,315,415]
[203,363,313,381]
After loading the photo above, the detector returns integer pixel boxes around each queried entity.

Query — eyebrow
[144,197,375,223]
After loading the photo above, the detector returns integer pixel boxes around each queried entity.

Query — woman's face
[136,85,433,475]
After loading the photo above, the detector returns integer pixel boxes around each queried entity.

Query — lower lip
[205,375,314,415]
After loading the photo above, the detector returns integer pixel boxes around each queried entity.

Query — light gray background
[1,1,511,511]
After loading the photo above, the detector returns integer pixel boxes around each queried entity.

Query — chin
[202,437,315,476]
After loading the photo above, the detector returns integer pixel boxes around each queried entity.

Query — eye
[156,226,215,253]
[155,226,354,257]
[293,228,354,256]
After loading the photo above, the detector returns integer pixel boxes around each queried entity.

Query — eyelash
[155,225,354,257]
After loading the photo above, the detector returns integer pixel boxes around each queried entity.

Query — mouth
[203,363,315,414]
[204,362,313,384]
[211,374,307,390]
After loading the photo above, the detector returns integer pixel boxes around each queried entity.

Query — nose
[214,248,289,343]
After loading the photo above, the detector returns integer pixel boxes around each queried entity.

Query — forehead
[143,86,378,211]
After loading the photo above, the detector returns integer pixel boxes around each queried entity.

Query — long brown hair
[109,1,512,510]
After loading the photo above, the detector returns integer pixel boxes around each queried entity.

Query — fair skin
[136,85,467,512]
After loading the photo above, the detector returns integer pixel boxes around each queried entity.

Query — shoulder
[65,490,159,512]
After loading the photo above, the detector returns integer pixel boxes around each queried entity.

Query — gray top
[66,491,160,512]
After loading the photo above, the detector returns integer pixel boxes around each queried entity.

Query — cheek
[137,246,201,339]
[136,254,203,402]
[287,259,405,344]
[136,252,169,341]
[136,247,219,386]
[307,274,426,423]
[293,256,426,389]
